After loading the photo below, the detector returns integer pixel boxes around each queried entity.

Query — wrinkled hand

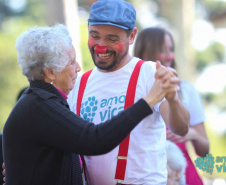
[144,61,180,107]
[166,66,178,77]
[154,61,180,101]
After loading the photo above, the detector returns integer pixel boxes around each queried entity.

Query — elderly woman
[2,24,174,185]
[166,140,187,185]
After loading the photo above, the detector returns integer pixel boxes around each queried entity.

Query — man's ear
[44,68,55,83]
[129,27,137,45]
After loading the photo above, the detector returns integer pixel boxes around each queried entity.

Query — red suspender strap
[76,60,145,184]
[115,60,146,183]
[76,69,93,183]
[77,70,93,116]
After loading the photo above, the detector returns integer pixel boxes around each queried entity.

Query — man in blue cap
[68,0,190,184]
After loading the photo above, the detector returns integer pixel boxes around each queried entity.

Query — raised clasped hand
[154,61,180,101]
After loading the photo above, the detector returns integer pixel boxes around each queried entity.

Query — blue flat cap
[88,0,136,30]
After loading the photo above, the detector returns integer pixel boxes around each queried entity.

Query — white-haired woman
[2,24,172,185]
[166,140,187,185]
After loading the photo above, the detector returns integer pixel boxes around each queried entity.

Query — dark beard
[89,46,128,72]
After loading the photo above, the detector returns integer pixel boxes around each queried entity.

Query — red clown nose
[94,45,108,54]
[170,56,174,61]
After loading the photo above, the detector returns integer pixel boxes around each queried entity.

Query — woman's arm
[32,98,152,155]
[167,122,209,157]
[190,123,209,157]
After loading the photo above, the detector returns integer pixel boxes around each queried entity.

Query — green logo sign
[195,154,226,174]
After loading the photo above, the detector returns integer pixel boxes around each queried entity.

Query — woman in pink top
[134,27,209,185]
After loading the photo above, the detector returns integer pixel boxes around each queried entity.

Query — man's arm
[155,62,190,136]
[160,96,189,136]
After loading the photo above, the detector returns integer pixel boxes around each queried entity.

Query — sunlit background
[0,0,226,184]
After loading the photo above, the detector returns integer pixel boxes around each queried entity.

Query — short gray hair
[166,140,187,185]
[15,24,72,81]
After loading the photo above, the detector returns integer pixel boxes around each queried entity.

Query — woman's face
[158,33,174,67]
[53,46,81,95]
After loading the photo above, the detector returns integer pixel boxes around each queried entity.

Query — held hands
[167,128,193,143]
[144,61,180,108]
[167,126,198,143]
[154,61,180,101]
[167,129,188,143]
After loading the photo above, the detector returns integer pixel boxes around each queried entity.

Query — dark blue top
[3,80,152,185]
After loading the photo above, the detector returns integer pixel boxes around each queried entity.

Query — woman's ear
[44,68,55,83]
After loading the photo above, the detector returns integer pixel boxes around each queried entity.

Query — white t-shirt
[180,81,206,126]
[68,57,167,185]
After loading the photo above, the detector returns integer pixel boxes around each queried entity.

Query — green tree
[0,0,45,130]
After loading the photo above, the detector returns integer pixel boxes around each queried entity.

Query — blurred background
[0,0,225,184]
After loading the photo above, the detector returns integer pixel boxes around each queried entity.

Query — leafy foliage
[79,22,94,72]
[198,0,226,19]
[0,0,45,130]
[196,42,225,71]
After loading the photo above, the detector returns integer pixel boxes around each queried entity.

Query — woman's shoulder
[180,81,197,93]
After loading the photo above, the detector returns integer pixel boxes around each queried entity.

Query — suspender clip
[117,156,127,160]
[116,180,121,185]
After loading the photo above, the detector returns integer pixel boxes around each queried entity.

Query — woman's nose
[75,62,81,72]
[165,51,172,60]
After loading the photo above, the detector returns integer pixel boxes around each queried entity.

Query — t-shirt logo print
[80,96,98,121]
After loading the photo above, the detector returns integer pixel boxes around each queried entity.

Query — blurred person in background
[134,27,209,185]
[166,140,187,185]
[2,24,169,185]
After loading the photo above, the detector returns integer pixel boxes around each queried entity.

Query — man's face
[88,25,132,72]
